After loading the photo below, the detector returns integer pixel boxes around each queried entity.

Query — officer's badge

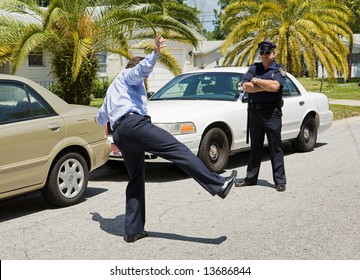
[279,67,286,77]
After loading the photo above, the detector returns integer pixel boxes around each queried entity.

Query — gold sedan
[0,74,110,207]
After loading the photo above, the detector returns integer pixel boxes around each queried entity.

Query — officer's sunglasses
[259,50,273,55]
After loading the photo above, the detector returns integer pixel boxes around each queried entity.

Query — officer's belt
[249,100,283,110]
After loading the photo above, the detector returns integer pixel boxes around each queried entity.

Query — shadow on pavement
[0,192,52,222]
[90,212,226,245]
[0,187,107,222]
[90,162,190,183]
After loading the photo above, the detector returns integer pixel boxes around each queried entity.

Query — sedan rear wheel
[292,115,317,152]
[42,152,88,207]
[199,128,229,173]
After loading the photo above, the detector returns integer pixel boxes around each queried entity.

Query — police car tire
[199,127,229,173]
[292,115,317,152]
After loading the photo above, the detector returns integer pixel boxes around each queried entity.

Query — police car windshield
[150,72,243,101]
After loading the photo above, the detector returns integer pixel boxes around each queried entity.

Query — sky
[185,0,220,31]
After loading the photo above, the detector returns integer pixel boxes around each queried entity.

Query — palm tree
[220,0,353,80]
[0,0,201,104]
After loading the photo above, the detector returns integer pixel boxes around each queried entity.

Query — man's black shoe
[123,231,148,243]
[235,179,256,187]
[217,170,237,199]
[275,184,286,192]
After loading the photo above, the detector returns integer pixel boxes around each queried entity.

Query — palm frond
[72,32,93,81]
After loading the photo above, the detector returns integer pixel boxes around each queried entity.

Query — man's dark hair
[126,56,145,69]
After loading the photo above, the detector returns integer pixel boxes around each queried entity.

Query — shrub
[92,77,112,98]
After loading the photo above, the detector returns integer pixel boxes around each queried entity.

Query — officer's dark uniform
[241,41,287,187]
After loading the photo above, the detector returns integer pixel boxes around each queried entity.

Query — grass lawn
[330,104,360,120]
[297,77,360,100]
[90,98,103,109]
[296,77,360,120]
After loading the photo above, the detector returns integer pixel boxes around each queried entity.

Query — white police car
[108,67,333,173]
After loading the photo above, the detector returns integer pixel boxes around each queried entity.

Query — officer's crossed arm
[243,78,280,93]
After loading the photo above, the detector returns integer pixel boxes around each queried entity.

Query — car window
[0,82,54,124]
[283,77,300,97]
[151,72,243,101]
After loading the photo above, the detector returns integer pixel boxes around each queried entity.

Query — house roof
[0,8,44,24]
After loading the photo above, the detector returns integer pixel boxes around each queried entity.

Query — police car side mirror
[237,81,248,103]
[147,91,155,99]
[240,92,248,103]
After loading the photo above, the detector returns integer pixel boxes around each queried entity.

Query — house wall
[350,36,360,77]
[193,51,222,69]
[104,52,123,78]
[0,62,11,74]
[16,52,55,88]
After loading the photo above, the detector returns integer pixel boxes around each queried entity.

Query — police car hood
[147,99,243,123]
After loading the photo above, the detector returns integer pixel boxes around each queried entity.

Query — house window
[96,53,107,73]
[28,52,43,66]
[352,53,360,64]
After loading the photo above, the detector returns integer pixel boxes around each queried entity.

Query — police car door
[281,77,307,141]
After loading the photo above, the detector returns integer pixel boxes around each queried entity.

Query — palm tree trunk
[347,43,353,82]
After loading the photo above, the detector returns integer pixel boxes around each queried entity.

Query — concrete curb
[329,99,360,106]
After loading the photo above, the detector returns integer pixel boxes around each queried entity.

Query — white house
[318,34,360,78]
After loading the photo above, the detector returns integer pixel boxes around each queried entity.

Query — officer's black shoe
[235,179,256,187]
[275,184,286,192]
[217,170,237,199]
[124,231,148,243]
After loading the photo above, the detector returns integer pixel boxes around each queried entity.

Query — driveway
[1,117,359,260]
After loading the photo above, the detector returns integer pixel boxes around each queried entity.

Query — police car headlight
[155,122,196,135]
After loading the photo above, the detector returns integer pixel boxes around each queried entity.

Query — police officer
[96,35,237,243]
[235,41,286,191]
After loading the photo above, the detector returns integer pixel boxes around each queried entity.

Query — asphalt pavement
[0,116,360,261]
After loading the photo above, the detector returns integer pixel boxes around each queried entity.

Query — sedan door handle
[299,101,305,106]
[48,122,61,132]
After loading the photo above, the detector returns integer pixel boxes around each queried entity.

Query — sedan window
[0,82,54,124]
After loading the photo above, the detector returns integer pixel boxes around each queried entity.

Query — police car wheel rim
[303,127,310,142]
[209,144,220,161]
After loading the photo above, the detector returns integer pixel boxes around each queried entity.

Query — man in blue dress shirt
[96,35,237,243]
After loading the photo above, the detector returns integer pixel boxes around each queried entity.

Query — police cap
[258,41,276,51]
